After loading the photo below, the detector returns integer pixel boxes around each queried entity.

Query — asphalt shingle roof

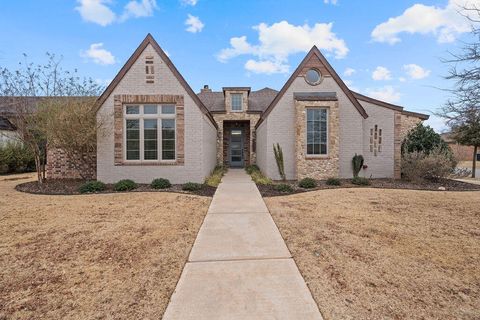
[197,87,278,113]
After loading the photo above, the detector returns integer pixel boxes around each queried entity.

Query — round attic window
[305,68,322,85]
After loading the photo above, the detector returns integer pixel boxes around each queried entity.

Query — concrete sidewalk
[163,169,322,319]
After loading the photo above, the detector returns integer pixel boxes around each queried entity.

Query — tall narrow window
[144,119,158,160]
[162,119,175,160]
[370,125,382,156]
[231,93,242,111]
[126,119,140,160]
[306,108,328,155]
[124,104,176,161]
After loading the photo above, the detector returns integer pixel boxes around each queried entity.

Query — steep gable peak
[256,46,368,128]
[95,34,216,127]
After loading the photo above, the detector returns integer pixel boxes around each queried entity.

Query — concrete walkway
[163,169,323,320]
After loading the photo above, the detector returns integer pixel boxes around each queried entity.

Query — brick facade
[46,147,96,180]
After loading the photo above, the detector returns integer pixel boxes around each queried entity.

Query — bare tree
[0,53,103,183]
[438,5,480,178]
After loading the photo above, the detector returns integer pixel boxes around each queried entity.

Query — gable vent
[145,55,154,83]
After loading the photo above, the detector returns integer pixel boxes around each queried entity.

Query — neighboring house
[0,116,19,146]
[54,34,429,183]
[441,133,480,162]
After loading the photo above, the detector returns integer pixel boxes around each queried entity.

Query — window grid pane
[306,109,327,155]
[144,119,158,160]
[231,94,242,111]
[126,119,140,160]
[162,119,176,160]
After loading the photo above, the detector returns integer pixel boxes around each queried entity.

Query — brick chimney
[201,85,212,93]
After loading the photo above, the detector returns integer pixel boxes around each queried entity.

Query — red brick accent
[113,94,185,166]
[46,147,96,180]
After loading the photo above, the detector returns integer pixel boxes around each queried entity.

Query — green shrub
[205,165,227,187]
[352,154,364,178]
[114,179,137,191]
[182,182,203,191]
[0,142,36,174]
[274,183,294,193]
[79,181,106,194]
[245,164,260,174]
[326,177,341,186]
[402,123,452,156]
[151,178,171,189]
[401,148,456,182]
[352,176,370,186]
[299,177,317,189]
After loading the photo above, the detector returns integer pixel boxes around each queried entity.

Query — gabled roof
[352,91,430,120]
[95,34,217,128]
[197,87,278,113]
[256,46,368,128]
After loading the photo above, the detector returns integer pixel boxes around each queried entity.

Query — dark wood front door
[229,129,244,167]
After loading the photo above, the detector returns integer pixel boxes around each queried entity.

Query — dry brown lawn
[0,173,210,319]
[266,189,480,320]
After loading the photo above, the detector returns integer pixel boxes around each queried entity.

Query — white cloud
[324,0,338,4]
[399,77,407,82]
[81,43,116,65]
[120,0,157,21]
[217,20,348,74]
[75,0,116,26]
[403,64,431,79]
[344,67,356,76]
[185,14,204,33]
[75,0,157,25]
[371,0,480,44]
[372,66,392,81]
[366,86,401,103]
[181,0,198,5]
[245,59,289,74]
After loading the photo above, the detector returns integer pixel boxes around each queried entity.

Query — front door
[229,129,244,167]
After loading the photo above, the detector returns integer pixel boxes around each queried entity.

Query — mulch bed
[258,178,480,197]
[16,179,217,197]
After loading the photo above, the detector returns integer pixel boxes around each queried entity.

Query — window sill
[305,155,330,160]
[117,160,179,166]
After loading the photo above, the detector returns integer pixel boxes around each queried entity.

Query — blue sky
[1,0,478,131]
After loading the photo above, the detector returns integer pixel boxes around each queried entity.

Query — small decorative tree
[273,143,286,181]
[352,154,364,178]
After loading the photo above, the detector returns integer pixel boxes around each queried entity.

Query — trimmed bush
[326,177,341,186]
[114,179,137,191]
[274,183,294,193]
[79,181,106,194]
[245,164,260,175]
[299,177,317,189]
[151,178,171,189]
[182,182,203,191]
[352,176,370,186]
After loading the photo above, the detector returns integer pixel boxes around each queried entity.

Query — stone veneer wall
[295,100,340,180]
[46,147,96,180]
[394,113,423,178]
[212,89,260,166]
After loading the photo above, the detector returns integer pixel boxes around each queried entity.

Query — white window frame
[305,107,329,157]
[123,104,176,163]
[231,93,243,112]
